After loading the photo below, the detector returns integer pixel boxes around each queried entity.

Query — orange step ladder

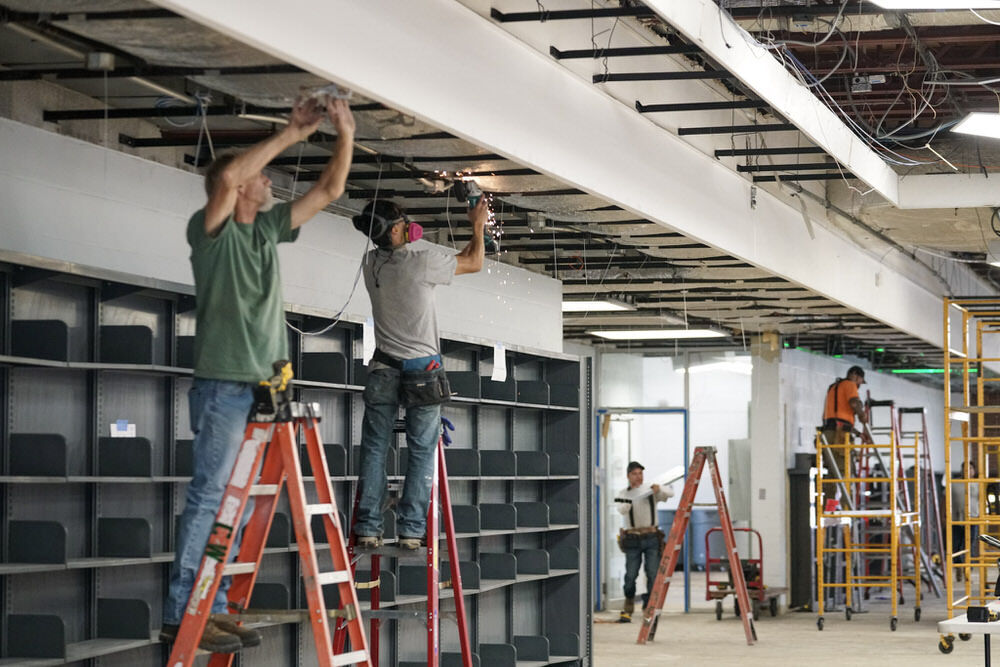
[166,362,371,667]
[333,419,473,667]
[637,446,757,646]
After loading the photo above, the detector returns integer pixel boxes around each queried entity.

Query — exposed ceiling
[1,0,997,379]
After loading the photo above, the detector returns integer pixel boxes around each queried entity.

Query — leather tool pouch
[618,532,643,551]
[399,367,451,408]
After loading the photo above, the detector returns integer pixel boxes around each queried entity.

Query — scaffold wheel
[817,616,824,631]
[960,633,972,641]
[715,601,722,621]
[890,617,898,631]
[845,607,852,621]
[915,607,921,622]
[939,635,955,654]
[769,597,778,617]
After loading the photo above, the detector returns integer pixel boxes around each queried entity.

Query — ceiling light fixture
[870,0,1000,8]
[588,328,726,340]
[562,298,635,312]
[953,112,1000,141]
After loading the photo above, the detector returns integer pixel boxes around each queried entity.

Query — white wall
[779,349,946,472]
[749,346,948,594]
[596,350,752,607]
[0,117,564,354]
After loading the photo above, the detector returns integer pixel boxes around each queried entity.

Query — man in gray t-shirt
[353,198,486,548]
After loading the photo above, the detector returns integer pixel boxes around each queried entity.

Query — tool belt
[823,418,853,431]
[372,348,451,408]
[617,526,665,552]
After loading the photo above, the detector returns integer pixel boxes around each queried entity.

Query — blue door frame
[595,407,690,613]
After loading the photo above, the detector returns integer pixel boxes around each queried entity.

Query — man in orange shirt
[820,365,869,503]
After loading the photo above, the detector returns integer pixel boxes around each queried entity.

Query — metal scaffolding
[940,297,1000,654]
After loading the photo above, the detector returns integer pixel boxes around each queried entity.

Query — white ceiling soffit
[646,0,999,211]
[149,0,944,347]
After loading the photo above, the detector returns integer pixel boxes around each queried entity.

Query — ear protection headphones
[352,210,396,247]
[352,202,423,247]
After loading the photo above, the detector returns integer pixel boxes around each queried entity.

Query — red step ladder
[637,446,757,646]
[167,364,371,667]
[333,421,473,667]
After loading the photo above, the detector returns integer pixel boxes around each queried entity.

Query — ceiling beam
[152,0,947,348]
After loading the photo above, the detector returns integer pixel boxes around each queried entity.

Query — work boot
[158,621,242,654]
[356,535,382,550]
[213,617,262,648]
[398,536,422,551]
[619,597,635,623]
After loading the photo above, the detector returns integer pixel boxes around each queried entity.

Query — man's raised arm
[290,98,356,229]
[203,98,324,235]
[455,198,488,275]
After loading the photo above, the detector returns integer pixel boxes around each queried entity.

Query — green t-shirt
[187,202,299,383]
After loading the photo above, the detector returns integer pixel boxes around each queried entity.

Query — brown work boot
[619,596,635,623]
[159,621,242,654]
[213,617,262,648]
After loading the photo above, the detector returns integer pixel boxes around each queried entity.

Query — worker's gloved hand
[440,417,455,446]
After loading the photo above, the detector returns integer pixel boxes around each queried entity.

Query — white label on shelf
[363,317,375,365]
[109,420,136,438]
[491,343,507,382]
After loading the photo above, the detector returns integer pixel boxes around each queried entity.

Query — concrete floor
[593,576,987,666]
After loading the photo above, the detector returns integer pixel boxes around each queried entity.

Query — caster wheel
[715,601,723,621]
[939,636,955,654]
[734,599,740,618]
[817,617,825,631]
[915,607,921,622]
[845,607,853,621]
[891,617,898,632]
[960,633,972,641]
[753,603,760,620]
[770,597,778,617]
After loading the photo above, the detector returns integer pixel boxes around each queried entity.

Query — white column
[748,340,788,590]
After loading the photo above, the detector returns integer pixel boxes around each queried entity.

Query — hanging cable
[285,162,383,337]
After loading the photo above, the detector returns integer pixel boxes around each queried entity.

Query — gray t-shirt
[362,244,457,360]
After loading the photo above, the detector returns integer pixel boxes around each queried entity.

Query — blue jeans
[623,533,662,600]
[163,379,255,625]
[355,368,441,539]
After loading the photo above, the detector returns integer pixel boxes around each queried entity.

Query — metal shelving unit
[0,258,588,666]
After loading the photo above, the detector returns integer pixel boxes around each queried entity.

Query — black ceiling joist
[636,100,767,113]
[679,123,796,136]
[1,7,177,22]
[0,63,303,82]
[715,147,826,157]
[44,102,383,122]
[736,162,840,173]
[594,71,735,83]
[491,6,655,22]
[550,45,702,60]
[752,173,856,182]
[345,187,583,199]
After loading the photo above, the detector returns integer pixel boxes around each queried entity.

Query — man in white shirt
[615,461,673,622]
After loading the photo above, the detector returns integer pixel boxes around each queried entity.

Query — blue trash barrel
[658,509,722,571]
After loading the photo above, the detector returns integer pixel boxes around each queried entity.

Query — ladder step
[317,570,351,586]
[306,503,336,516]
[223,562,257,576]
[250,484,279,496]
[331,649,369,666]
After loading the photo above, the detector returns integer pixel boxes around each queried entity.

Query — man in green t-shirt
[161,96,355,653]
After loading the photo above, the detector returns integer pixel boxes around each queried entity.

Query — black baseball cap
[847,365,866,383]
[627,461,644,473]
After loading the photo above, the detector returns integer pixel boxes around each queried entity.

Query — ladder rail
[637,447,756,646]
[438,439,474,667]
[170,415,372,667]
[706,451,758,644]
[167,428,272,667]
